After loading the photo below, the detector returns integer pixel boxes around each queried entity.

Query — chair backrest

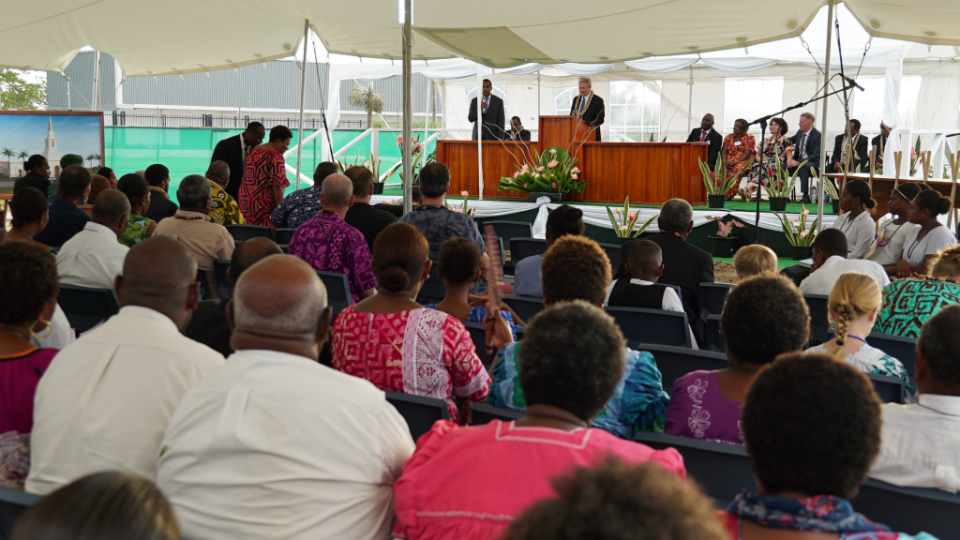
[214,259,232,300]
[0,485,42,540]
[470,403,523,426]
[699,282,734,318]
[633,432,754,507]
[415,260,445,305]
[868,333,917,384]
[704,314,725,352]
[315,271,353,317]
[485,221,533,262]
[852,479,960,539]
[804,294,830,345]
[274,228,297,245]
[57,284,120,335]
[196,269,211,301]
[509,238,547,264]
[226,224,274,242]
[463,322,495,369]
[385,391,450,442]
[867,373,904,404]
[605,307,691,348]
[636,344,727,396]
[598,243,622,274]
[502,295,546,324]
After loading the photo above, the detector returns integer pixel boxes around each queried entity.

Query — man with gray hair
[205,160,245,226]
[619,198,713,347]
[155,174,235,299]
[288,173,377,302]
[56,189,131,291]
[158,255,414,540]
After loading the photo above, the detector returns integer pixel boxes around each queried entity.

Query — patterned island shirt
[206,179,245,226]
[288,211,377,303]
[399,205,488,294]
[874,279,960,339]
[270,184,322,230]
[238,146,289,227]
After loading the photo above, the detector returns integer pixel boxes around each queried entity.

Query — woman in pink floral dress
[331,223,490,424]
[721,118,756,200]
[238,125,291,227]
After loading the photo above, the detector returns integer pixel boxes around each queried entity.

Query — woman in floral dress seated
[721,353,938,540]
[663,275,810,445]
[331,223,490,424]
[721,118,756,200]
[740,117,794,201]
[806,272,914,400]
[116,173,157,247]
[875,245,960,338]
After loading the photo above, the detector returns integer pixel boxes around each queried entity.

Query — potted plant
[397,135,432,186]
[498,146,585,201]
[707,217,745,257]
[445,190,475,217]
[606,196,658,244]
[774,205,820,260]
[362,151,386,194]
[764,157,808,211]
[699,157,753,209]
[821,175,841,214]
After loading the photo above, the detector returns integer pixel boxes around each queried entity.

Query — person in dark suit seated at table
[343,165,397,250]
[570,77,604,142]
[182,237,283,357]
[468,79,505,141]
[873,122,891,171]
[830,119,869,173]
[33,165,91,248]
[787,112,821,203]
[618,199,713,348]
[685,114,722,170]
[210,122,266,201]
[505,116,531,142]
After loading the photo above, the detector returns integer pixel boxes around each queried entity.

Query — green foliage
[698,157,753,196]
[0,70,46,111]
[606,196,658,238]
[774,205,819,247]
[497,146,585,194]
[765,157,809,198]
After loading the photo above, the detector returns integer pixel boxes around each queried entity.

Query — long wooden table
[824,172,960,220]
[436,116,709,205]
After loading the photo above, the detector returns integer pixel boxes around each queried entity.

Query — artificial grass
[714,256,799,270]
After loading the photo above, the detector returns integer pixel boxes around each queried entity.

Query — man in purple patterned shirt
[288,174,377,302]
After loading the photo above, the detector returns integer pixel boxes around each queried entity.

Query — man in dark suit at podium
[570,77,604,142]
[685,114,723,170]
[211,122,265,201]
[468,79,505,141]
[787,112,821,204]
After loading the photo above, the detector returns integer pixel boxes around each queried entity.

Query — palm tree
[1,148,13,162]
[86,153,101,168]
[348,83,384,130]
[17,150,28,177]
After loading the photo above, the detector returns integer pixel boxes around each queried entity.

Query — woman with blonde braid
[805,272,915,401]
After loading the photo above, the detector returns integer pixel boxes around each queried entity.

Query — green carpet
[714,256,799,269]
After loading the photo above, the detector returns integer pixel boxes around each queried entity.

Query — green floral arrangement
[774,205,820,247]
[606,196,658,238]
[498,146,585,194]
[765,157,809,198]
[699,157,754,196]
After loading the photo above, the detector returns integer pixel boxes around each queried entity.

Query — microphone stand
[747,76,859,242]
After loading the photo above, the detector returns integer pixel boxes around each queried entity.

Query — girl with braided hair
[806,272,914,401]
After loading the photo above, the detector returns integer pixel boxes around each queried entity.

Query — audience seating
[484,221,533,263]
[57,284,120,335]
[315,271,354,318]
[598,243,622,275]
[605,307,691,349]
[463,322,496,370]
[852,479,960,539]
[804,294,830,345]
[385,391,450,442]
[470,403,523,426]
[704,314,724,352]
[226,224,274,243]
[509,238,547,264]
[274,228,297,245]
[867,373,904,404]
[502,295,546,324]
[868,333,917,383]
[279,244,289,254]
[636,344,727,396]
[214,259,232,299]
[0,485,41,540]
[699,282,733,319]
[634,431,753,507]
[415,261,444,305]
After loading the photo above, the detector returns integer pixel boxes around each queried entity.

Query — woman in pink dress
[391,301,685,540]
[0,242,61,488]
[238,125,291,227]
[721,118,756,200]
[331,222,490,423]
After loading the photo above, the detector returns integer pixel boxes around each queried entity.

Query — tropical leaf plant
[498,146,585,194]
[698,157,754,196]
[774,204,820,247]
[606,196,658,238]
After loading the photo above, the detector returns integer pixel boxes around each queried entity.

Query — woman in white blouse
[896,189,957,278]
[832,179,877,259]
[868,183,921,274]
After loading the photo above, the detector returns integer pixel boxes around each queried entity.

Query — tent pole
[477,67,484,200]
[816,1,835,232]
[687,66,693,135]
[295,19,309,191]
[402,0,413,214]
[537,71,541,133]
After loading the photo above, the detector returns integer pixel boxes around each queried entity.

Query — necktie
[578,94,588,114]
[700,130,707,142]
[800,133,808,159]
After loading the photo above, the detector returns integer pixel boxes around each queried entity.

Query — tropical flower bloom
[547,160,559,168]
[572,173,579,180]
[801,208,810,216]
[396,135,403,145]
[614,208,622,214]
[537,166,545,172]
[416,143,424,151]
[571,166,580,174]
[549,148,557,154]
[521,164,529,173]
[453,208,463,213]
[513,171,519,178]
[800,231,809,238]
[551,182,557,189]
[363,161,373,168]
[533,173,540,178]
[628,212,636,220]
[460,190,469,197]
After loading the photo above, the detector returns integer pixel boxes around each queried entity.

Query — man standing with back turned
[211,122,266,201]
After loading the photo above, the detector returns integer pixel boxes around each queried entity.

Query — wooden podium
[540,116,596,150]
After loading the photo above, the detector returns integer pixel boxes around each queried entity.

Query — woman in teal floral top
[116,174,157,247]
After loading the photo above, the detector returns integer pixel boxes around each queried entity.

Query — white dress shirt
[26,306,225,495]
[868,218,918,266]
[831,211,877,260]
[157,349,415,540]
[799,255,890,296]
[56,222,129,291]
[604,278,698,350]
[903,224,957,266]
[871,394,960,492]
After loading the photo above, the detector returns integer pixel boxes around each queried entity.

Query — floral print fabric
[207,180,245,226]
[806,343,915,402]
[663,370,744,444]
[269,185,322,230]
[722,133,756,197]
[288,211,377,303]
[118,214,155,247]
[238,146,289,227]
[874,279,960,339]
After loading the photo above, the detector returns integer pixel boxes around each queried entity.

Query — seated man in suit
[685,114,722,170]
[787,112,822,204]
[873,122,891,171]
[604,240,697,349]
[468,79,505,141]
[570,77,605,142]
[619,199,713,348]
[830,119,869,173]
[505,116,531,142]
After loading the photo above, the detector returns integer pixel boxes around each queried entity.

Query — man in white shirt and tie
[871,305,960,493]
[27,237,225,494]
[468,79,505,141]
[799,229,889,296]
[158,254,414,540]
[56,189,131,292]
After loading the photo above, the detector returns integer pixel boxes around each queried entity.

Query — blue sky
[0,114,101,160]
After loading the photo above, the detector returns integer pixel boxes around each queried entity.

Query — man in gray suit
[468,79,505,141]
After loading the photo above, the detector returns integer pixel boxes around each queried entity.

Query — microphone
[841,74,864,91]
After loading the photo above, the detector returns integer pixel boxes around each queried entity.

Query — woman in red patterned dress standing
[238,125,291,227]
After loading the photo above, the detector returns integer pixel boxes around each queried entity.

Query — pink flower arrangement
[547,160,559,168]
[799,231,808,238]
[513,171,519,178]
[396,135,403,145]
[628,212,636,220]
[713,218,745,237]
[571,166,580,174]
[537,166,545,172]
[460,190,470,197]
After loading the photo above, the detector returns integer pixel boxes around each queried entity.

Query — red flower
[709,172,715,180]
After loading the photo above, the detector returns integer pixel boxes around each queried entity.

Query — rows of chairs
[384,391,523,441]
[508,236,622,276]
